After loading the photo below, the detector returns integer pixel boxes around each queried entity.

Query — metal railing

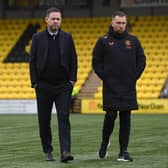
[121,0,168,8]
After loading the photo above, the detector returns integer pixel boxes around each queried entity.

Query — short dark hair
[46,7,62,17]
[112,11,127,18]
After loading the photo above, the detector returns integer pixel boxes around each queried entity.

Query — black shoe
[117,151,133,162]
[61,151,74,163]
[45,152,55,161]
[98,141,110,159]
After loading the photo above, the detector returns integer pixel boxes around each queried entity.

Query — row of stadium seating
[0,16,168,99]
[0,18,96,98]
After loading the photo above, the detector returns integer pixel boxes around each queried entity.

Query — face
[45,11,62,32]
[112,16,127,34]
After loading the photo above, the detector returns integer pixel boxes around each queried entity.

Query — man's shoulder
[126,33,138,40]
[126,33,142,45]
[98,34,109,42]
[101,33,109,39]
[33,30,46,38]
[59,29,71,37]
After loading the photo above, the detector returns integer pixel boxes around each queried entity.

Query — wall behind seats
[0,0,121,18]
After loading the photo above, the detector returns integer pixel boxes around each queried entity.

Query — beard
[49,25,59,33]
[117,29,125,34]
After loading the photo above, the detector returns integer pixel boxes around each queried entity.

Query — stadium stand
[0,19,34,99]
[0,16,168,112]
[0,17,110,99]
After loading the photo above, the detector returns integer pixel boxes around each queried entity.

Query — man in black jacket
[92,11,146,161]
[29,7,77,162]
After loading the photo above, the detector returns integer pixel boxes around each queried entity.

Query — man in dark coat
[29,7,77,162]
[92,11,146,161]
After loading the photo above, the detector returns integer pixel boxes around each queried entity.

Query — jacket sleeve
[29,34,38,88]
[135,38,146,79]
[69,35,78,82]
[92,37,104,80]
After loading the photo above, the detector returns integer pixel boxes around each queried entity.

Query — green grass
[0,114,167,168]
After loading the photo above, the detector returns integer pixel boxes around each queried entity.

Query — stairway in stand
[73,70,102,113]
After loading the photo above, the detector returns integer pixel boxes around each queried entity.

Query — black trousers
[102,110,131,153]
[35,82,73,154]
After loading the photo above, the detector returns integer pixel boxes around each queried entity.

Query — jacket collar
[108,26,128,39]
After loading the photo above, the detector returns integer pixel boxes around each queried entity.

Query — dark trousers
[102,110,131,153]
[35,82,73,154]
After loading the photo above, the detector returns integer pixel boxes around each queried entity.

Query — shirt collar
[47,29,58,36]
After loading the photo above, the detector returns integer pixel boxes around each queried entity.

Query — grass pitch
[0,114,167,168]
